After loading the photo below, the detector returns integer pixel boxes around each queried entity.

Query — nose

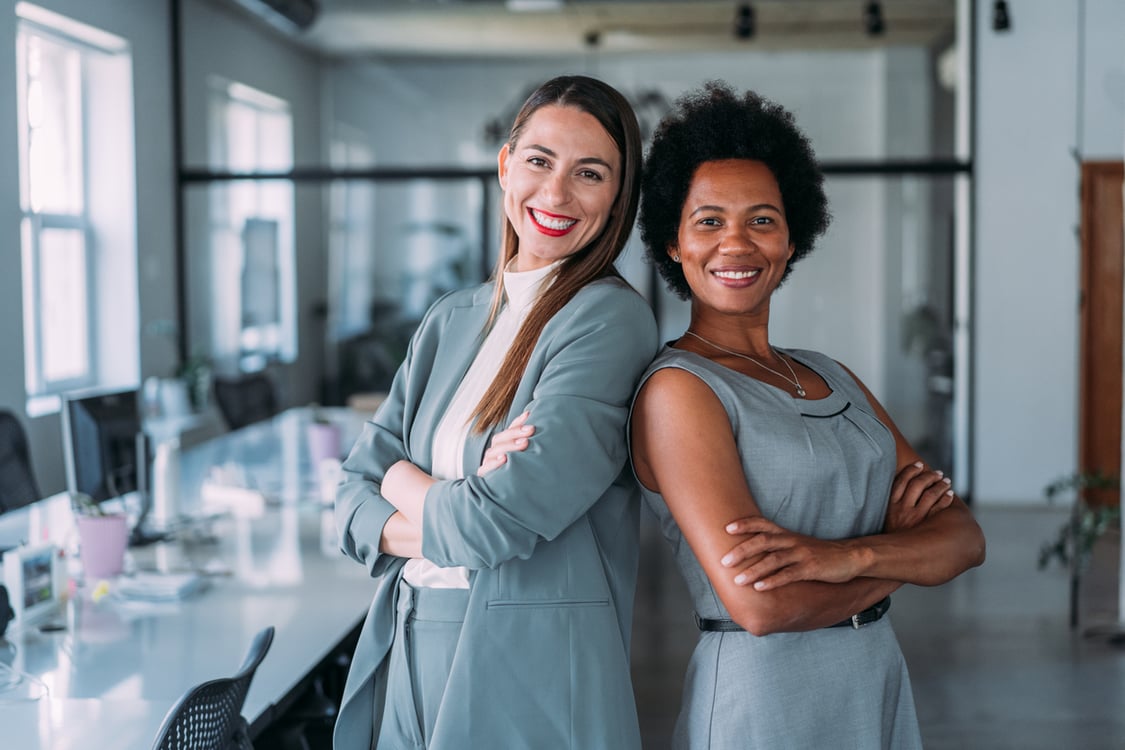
[541,170,572,207]
[717,223,753,254]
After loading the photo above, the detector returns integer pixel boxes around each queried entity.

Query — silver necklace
[683,330,806,398]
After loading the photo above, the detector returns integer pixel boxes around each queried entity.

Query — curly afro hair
[639,82,831,300]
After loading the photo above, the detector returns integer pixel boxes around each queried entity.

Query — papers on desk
[114,572,208,602]
[200,479,267,518]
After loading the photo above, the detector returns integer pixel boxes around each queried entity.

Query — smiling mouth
[529,208,578,235]
[713,269,760,281]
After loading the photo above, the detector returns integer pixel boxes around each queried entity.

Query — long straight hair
[469,76,642,434]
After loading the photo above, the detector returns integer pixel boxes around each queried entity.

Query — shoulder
[544,277,657,355]
[568,277,655,322]
[635,348,723,406]
[639,346,721,388]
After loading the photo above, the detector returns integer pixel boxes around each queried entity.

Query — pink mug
[77,514,129,580]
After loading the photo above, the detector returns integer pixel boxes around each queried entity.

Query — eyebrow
[688,202,782,218]
[526,144,615,172]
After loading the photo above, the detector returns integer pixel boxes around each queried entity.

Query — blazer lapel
[412,285,494,471]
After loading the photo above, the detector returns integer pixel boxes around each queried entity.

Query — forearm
[382,460,437,528]
[379,511,423,558]
[851,502,986,586]
[731,576,900,635]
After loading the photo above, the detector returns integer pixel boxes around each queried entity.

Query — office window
[16,4,138,415]
[328,124,376,342]
[207,80,296,372]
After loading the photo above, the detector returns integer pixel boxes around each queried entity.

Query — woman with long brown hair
[333,75,656,750]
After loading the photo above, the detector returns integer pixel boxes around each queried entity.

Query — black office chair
[0,410,41,513]
[150,626,275,750]
[213,373,278,431]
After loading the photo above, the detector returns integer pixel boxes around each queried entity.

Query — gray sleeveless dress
[635,346,923,750]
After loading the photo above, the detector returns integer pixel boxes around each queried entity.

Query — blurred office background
[1,0,1119,511]
[1,1,1123,746]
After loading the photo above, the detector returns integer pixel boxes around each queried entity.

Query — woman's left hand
[477,411,535,476]
[720,516,865,590]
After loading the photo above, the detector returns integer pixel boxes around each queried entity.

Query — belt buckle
[849,598,887,629]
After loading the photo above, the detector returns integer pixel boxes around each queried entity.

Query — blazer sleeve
[420,285,658,570]
[335,303,432,578]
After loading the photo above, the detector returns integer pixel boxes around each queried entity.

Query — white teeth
[531,209,577,230]
[714,270,760,280]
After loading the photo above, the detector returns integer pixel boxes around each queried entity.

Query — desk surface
[1,407,377,750]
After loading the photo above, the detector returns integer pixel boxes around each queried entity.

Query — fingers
[889,462,926,503]
[724,515,782,536]
[719,517,791,571]
[476,412,535,477]
[893,463,954,509]
[506,411,531,431]
[913,475,954,516]
[885,462,958,531]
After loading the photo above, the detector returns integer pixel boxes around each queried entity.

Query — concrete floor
[630,505,1125,750]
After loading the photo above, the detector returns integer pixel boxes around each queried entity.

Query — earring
[672,253,680,262]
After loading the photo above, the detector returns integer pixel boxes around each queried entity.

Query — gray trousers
[375,580,469,750]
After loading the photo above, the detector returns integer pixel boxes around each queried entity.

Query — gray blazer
[333,276,658,750]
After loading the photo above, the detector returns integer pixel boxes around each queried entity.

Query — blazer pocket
[486,598,609,610]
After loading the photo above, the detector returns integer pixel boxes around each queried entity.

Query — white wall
[973,0,1124,505]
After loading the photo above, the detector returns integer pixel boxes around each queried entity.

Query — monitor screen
[62,388,142,504]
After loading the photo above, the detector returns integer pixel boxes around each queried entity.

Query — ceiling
[224,0,958,59]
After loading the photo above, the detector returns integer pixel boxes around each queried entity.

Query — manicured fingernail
[521,426,533,433]
[942,476,952,484]
[721,554,734,566]
[515,438,526,446]
[726,523,738,533]
[753,581,767,591]
[935,470,944,478]
[734,573,748,585]
[945,489,954,496]
[913,461,923,468]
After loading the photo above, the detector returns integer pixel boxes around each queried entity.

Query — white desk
[1,407,377,749]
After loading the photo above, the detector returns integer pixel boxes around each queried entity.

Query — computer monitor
[61,388,144,504]
[61,388,168,546]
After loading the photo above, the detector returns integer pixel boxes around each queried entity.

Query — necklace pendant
[795,386,806,398]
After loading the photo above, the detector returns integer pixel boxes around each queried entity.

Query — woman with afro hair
[628,82,985,748]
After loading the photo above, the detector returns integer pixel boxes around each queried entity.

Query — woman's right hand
[477,411,535,476]
[884,462,955,532]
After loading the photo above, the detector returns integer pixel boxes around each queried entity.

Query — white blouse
[402,260,558,588]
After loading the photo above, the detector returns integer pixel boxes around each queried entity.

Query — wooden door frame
[1079,161,1123,508]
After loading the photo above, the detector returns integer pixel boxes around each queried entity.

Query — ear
[786,241,796,261]
[667,244,681,263]
[497,143,511,191]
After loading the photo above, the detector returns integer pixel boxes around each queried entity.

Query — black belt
[695,596,891,632]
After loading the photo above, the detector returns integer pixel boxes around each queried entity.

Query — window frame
[16,20,97,400]
[15,5,137,417]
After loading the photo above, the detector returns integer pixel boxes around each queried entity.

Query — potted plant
[1038,471,1120,629]
[176,353,213,411]
[1038,471,1120,572]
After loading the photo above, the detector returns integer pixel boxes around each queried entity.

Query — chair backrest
[212,373,278,431]
[0,410,41,513]
[151,626,275,750]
